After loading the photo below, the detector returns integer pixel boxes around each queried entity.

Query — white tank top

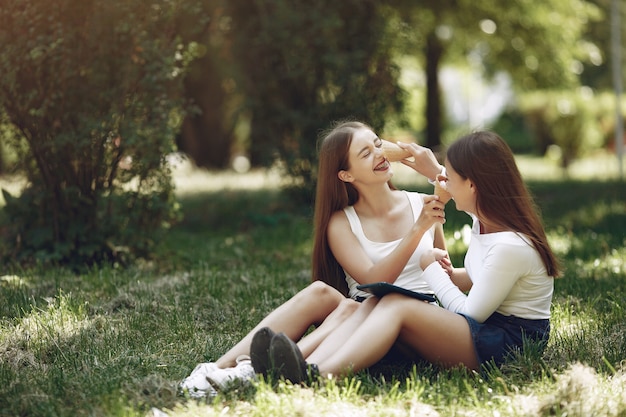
[343,191,435,299]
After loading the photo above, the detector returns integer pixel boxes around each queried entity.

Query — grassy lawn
[1,154,625,416]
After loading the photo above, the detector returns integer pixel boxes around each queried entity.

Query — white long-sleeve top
[423,214,554,322]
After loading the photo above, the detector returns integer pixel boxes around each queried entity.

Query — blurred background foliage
[0,0,624,267]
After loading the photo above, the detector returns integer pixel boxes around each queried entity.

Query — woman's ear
[338,170,353,183]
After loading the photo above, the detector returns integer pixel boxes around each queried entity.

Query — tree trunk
[177,54,231,169]
[424,32,444,152]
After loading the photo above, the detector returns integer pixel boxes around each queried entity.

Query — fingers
[418,196,446,227]
[397,142,436,162]
[438,256,452,267]
[422,248,453,276]
[397,141,427,153]
[420,248,450,271]
[397,142,442,181]
[422,194,441,204]
[423,195,446,214]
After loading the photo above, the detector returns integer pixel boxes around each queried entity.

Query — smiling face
[338,128,393,185]
[443,160,476,214]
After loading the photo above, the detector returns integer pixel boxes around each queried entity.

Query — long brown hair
[446,131,560,277]
[311,120,394,295]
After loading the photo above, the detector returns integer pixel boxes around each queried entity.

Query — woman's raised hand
[396,142,443,181]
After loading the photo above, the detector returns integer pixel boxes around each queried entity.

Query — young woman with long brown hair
[258,130,559,382]
[180,121,446,397]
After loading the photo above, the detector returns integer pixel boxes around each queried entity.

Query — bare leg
[296,297,362,358]
[305,297,379,363]
[216,281,346,368]
[316,294,479,377]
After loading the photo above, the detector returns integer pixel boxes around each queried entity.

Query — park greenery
[0,0,203,266]
[0,1,625,414]
[0,159,625,416]
[0,0,625,266]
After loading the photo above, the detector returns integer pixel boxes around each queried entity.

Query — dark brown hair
[446,131,560,277]
[311,120,396,295]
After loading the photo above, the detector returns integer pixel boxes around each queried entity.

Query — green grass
[1,157,625,416]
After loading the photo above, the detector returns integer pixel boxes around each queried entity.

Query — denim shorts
[462,312,550,366]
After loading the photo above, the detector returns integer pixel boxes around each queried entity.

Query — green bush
[489,109,537,154]
[518,90,604,167]
[589,92,626,149]
[0,0,201,267]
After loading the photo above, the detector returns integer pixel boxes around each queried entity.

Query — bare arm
[327,196,444,285]
[433,223,446,250]
[430,232,472,292]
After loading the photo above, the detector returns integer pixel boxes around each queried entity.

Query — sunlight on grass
[551,300,599,346]
[160,363,626,417]
[574,248,626,277]
[547,232,573,256]
[167,379,441,417]
[0,291,88,369]
[504,363,626,416]
[516,151,623,181]
[559,200,625,230]
[172,165,288,195]
[0,273,29,288]
[549,292,626,369]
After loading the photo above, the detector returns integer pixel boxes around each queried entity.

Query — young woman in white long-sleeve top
[258,130,559,380]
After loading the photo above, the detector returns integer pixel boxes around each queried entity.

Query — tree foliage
[386,0,601,148]
[580,0,626,89]
[0,0,609,266]
[0,0,202,266]
[224,0,405,199]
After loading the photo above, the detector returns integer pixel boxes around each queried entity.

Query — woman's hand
[420,248,451,272]
[437,251,453,277]
[414,195,446,232]
[396,142,443,181]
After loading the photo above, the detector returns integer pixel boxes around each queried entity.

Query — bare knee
[305,281,345,304]
[335,297,360,317]
[295,281,345,315]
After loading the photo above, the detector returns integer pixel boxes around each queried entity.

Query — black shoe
[269,332,307,384]
[250,327,275,378]
[307,363,321,383]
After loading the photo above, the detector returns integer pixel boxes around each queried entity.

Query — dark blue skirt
[463,311,550,366]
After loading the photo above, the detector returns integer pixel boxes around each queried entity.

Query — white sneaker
[179,362,219,398]
[206,355,257,390]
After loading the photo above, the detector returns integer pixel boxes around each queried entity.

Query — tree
[175,1,236,169]
[224,0,405,199]
[0,0,201,266]
[579,0,625,90]
[387,0,600,149]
